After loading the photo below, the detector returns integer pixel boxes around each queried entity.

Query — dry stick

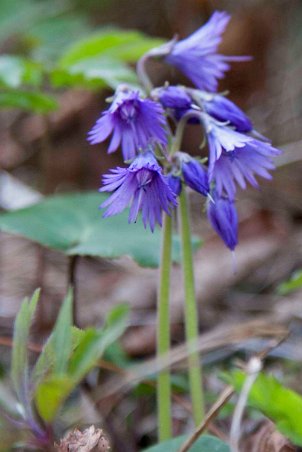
[178,385,235,452]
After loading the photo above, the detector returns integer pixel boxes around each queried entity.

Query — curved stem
[157,213,173,441]
[137,53,153,94]
[179,189,204,425]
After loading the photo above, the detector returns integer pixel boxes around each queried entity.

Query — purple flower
[182,158,209,196]
[167,173,182,196]
[211,141,281,199]
[100,152,177,231]
[202,114,252,175]
[154,85,201,123]
[165,11,247,91]
[207,193,238,250]
[88,88,168,161]
[203,94,252,132]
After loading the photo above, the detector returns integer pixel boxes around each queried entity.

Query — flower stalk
[179,189,204,425]
[157,212,173,440]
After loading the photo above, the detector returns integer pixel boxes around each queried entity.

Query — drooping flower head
[211,141,281,199]
[165,11,248,92]
[88,87,168,161]
[153,85,193,121]
[180,154,209,197]
[207,192,238,251]
[202,113,252,175]
[100,151,177,231]
[202,93,252,133]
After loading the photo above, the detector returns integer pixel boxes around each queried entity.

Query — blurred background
[0,0,302,449]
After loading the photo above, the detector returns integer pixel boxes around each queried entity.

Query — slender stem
[68,255,79,327]
[137,53,153,94]
[157,213,173,441]
[178,189,204,425]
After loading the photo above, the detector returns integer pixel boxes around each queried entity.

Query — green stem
[179,189,204,425]
[157,213,173,441]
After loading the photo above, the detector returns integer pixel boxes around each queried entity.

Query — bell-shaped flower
[165,11,248,91]
[211,141,281,199]
[88,87,167,161]
[181,156,209,197]
[203,94,252,133]
[202,113,253,175]
[207,192,238,251]
[100,152,177,232]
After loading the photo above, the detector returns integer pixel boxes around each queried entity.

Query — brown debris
[242,421,296,452]
[55,426,110,452]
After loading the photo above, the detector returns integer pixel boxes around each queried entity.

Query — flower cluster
[88,11,280,251]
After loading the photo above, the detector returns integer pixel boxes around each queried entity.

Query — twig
[178,385,234,452]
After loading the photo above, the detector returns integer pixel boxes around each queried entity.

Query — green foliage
[0,90,57,113]
[224,370,302,446]
[0,56,43,88]
[143,434,230,452]
[59,29,164,66]
[277,269,302,295]
[51,56,138,90]
[0,192,202,268]
[52,289,73,375]
[11,289,40,399]
[33,301,129,423]
[7,289,129,426]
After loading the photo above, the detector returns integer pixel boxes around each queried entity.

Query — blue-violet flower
[207,192,238,250]
[203,94,252,132]
[88,88,168,161]
[182,157,209,197]
[100,152,177,231]
[165,11,247,92]
[211,141,281,199]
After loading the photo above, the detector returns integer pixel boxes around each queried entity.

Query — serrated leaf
[143,434,230,452]
[11,289,40,399]
[224,370,302,446]
[277,269,302,295]
[51,57,138,90]
[0,90,57,113]
[59,29,164,67]
[35,375,73,423]
[0,55,43,88]
[0,192,202,268]
[53,289,73,375]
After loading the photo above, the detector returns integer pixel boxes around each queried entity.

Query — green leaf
[68,304,129,382]
[277,269,302,295]
[52,289,73,375]
[0,0,66,43]
[28,14,92,63]
[51,57,138,90]
[224,370,302,446]
[0,192,202,268]
[11,289,40,398]
[0,90,57,113]
[143,434,230,452]
[0,55,43,88]
[59,29,164,67]
[35,375,73,423]
[32,326,84,388]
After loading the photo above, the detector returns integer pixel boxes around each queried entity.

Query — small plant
[87,10,281,443]
[0,289,128,450]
